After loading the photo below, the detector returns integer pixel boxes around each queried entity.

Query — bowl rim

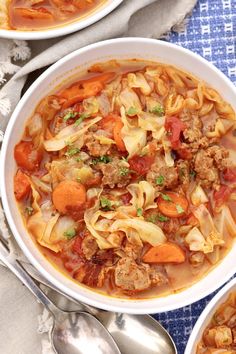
[1,37,236,314]
[0,0,123,40]
[184,277,236,354]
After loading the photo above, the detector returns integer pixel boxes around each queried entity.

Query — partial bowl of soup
[185,277,236,353]
[1,38,236,314]
[0,0,123,39]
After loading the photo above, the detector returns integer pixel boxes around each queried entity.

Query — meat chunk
[183,115,203,143]
[99,157,131,188]
[74,263,105,288]
[123,240,142,260]
[189,251,205,267]
[149,266,169,286]
[85,133,111,157]
[81,234,98,260]
[114,257,151,292]
[194,149,220,188]
[177,160,190,187]
[147,165,178,190]
[207,145,230,170]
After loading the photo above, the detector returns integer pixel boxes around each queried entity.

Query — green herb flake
[64,228,76,239]
[137,208,143,217]
[155,175,164,186]
[63,112,77,122]
[190,170,196,178]
[161,193,172,202]
[91,156,112,165]
[74,157,82,162]
[176,204,184,214]
[157,215,169,222]
[127,106,138,116]
[74,113,90,126]
[65,147,80,157]
[25,206,34,216]
[119,167,130,176]
[151,105,165,117]
[100,197,113,211]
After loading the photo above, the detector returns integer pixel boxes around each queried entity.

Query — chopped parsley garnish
[65,147,80,157]
[137,208,143,217]
[156,175,164,186]
[147,214,169,223]
[119,167,130,176]
[161,193,172,202]
[100,197,113,211]
[190,170,196,178]
[63,112,78,122]
[151,104,165,117]
[176,204,184,214]
[64,228,76,239]
[25,206,34,216]
[74,113,90,126]
[91,156,112,165]
[74,157,82,162]
[127,106,138,116]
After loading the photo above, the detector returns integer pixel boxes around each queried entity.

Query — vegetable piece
[14,141,42,171]
[165,116,186,149]
[186,214,199,226]
[214,185,232,208]
[100,113,120,135]
[52,180,86,214]
[14,170,31,201]
[142,242,186,264]
[157,192,188,218]
[13,7,54,20]
[113,118,126,152]
[223,167,236,182]
[59,72,115,109]
[128,155,154,176]
[191,185,209,206]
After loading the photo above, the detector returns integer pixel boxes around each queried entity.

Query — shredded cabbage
[127,73,152,95]
[127,181,156,211]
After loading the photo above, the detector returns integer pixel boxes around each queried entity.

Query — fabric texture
[2,0,235,353]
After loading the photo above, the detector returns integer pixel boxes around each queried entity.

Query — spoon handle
[0,241,59,316]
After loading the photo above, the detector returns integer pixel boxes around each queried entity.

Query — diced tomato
[72,236,83,255]
[223,168,236,182]
[14,170,31,201]
[14,141,42,171]
[214,185,232,207]
[120,192,132,205]
[128,155,155,176]
[165,116,186,149]
[84,174,102,188]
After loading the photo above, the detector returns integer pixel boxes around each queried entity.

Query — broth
[13,59,236,299]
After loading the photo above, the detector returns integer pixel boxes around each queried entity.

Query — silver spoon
[0,241,121,354]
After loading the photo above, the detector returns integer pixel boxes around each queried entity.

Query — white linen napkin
[0,1,197,353]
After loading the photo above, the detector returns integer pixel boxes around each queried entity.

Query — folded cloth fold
[0,0,197,353]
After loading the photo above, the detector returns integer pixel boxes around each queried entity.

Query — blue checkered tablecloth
[152,0,236,353]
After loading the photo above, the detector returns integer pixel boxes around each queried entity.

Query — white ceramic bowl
[185,278,236,353]
[0,0,123,40]
[1,38,236,314]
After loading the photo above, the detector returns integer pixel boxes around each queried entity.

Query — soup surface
[0,0,105,30]
[197,291,236,353]
[13,59,236,299]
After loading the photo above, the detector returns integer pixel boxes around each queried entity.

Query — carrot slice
[52,180,86,214]
[14,8,54,20]
[142,242,186,264]
[59,72,115,109]
[157,192,188,218]
[14,170,31,201]
[14,141,42,172]
[113,119,126,152]
[100,113,120,135]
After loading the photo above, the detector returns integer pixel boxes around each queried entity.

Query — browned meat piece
[162,218,180,235]
[183,115,203,143]
[149,266,169,286]
[207,145,230,170]
[85,133,111,157]
[177,160,190,187]
[114,257,151,292]
[123,240,143,260]
[81,234,98,260]
[147,165,178,190]
[91,249,118,267]
[74,263,105,288]
[99,157,131,188]
[194,149,220,188]
[189,252,205,267]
